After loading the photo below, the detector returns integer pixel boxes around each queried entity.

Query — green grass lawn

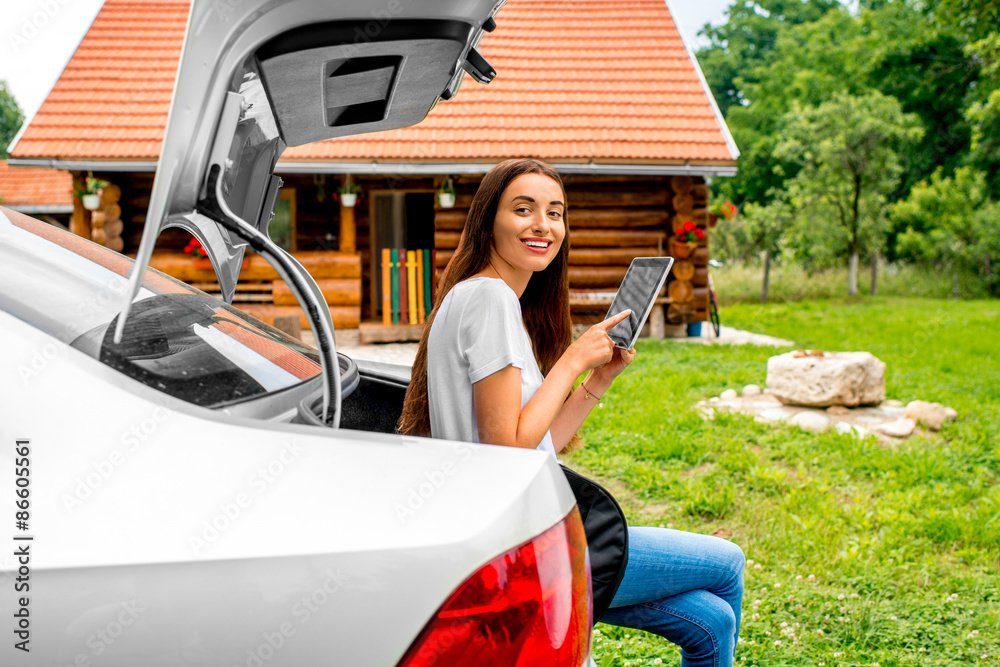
[566,297,999,667]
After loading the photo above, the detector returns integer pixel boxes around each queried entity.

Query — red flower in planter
[184,237,208,259]
[676,222,706,245]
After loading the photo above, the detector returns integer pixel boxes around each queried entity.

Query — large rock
[766,351,886,407]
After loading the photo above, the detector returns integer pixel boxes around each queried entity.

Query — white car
[0,0,595,665]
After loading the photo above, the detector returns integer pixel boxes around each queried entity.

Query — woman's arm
[473,353,582,449]
[473,310,631,450]
[549,344,635,453]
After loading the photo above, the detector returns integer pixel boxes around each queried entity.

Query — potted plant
[437,176,456,208]
[74,176,110,211]
[709,200,737,227]
[184,237,213,269]
[671,221,705,259]
[337,175,362,208]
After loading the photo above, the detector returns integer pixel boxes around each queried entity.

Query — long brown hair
[398,158,577,445]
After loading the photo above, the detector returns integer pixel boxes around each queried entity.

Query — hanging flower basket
[337,175,361,208]
[709,201,737,228]
[437,176,457,208]
[74,176,110,211]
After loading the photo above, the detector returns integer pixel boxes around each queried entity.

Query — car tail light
[396,506,592,667]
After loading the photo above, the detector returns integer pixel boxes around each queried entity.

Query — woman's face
[489,172,566,277]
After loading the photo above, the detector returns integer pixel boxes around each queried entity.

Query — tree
[861,1,980,201]
[698,0,843,117]
[736,196,793,303]
[892,167,1000,296]
[776,91,923,295]
[703,6,869,208]
[0,81,24,160]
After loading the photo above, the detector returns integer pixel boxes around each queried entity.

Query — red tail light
[397,506,592,667]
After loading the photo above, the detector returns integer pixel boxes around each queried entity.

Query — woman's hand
[590,344,636,387]
[565,309,632,375]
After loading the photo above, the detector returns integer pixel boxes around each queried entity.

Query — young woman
[399,158,745,667]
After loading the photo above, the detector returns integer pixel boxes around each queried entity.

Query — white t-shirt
[426,276,557,459]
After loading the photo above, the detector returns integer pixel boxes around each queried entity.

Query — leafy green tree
[0,81,24,160]
[706,7,868,207]
[892,167,1000,296]
[776,91,923,295]
[861,2,979,201]
[963,34,1000,198]
[698,0,842,117]
[734,196,792,303]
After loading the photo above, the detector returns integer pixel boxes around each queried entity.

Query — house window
[268,187,297,252]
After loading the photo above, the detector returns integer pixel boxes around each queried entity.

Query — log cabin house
[8,0,738,342]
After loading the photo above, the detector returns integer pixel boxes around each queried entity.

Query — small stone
[743,384,762,396]
[758,407,793,422]
[873,418,916,438]
[826,405,851,415]
[883,400,904,407]
[904,400,949,431]
[835,422,869,439]
[789,411,831,432]
[944,407,957,421]
[709,396,720,403]
[720,389,739,400]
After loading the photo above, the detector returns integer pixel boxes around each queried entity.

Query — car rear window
[0,208,321,408]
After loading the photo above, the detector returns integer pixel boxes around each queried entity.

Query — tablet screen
[606,258,673,349]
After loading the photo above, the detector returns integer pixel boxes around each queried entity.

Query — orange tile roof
[0,160,73,210]
[11,0,736,165]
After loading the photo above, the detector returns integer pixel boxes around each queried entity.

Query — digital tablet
[605,257,674,349]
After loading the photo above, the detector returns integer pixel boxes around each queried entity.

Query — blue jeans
[598,527,745,667]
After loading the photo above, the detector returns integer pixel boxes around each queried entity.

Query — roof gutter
[6,158,159,172]
[8,158,738,177]
[275,161,738,177]
[8,204,74,214]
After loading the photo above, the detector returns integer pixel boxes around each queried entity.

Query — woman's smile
[520,237,553,253]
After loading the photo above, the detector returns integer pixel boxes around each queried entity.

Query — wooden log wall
[148,251,362,329]
[665,175,711,325]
